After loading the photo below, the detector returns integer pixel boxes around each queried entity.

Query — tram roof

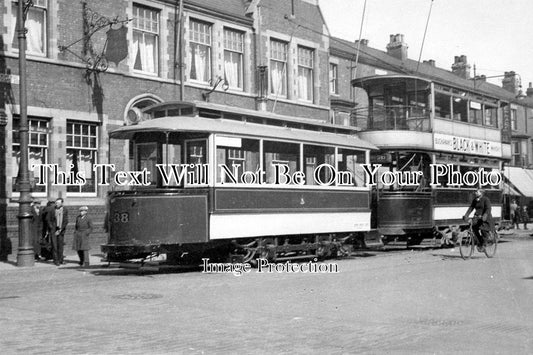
[352,74,432,89]
[145,100,362,134]
[110,115,377,150]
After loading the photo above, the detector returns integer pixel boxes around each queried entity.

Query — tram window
[186,140,207,164]
[434,92,451,119]
[263,141,300,184]
[338,148,366,186]
[469,101,483,125]
[484,168,500,189]
[452,97,468,122]
[216,138,260,184]
[459,165,478,188]
[484,106,498,127]
[158,143,183,187]
[370,96,385,129]
[136,143,158,186]
[162,144,182,165]
[303,145,335,185]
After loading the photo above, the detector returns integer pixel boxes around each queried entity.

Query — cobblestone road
[1,234,532,354]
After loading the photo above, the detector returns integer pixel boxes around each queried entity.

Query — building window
[189,19,212,83]
[511,108,517,130]
[11,0,47,56]
[270,39,288,97]
[12,117,48,193]
[511,141,521,166]
[484,105,498,128]
[132,4,159,74]
[66,121,98,194]
[329,63,338,94]
[223,28,244,89]
[297,46,313,101]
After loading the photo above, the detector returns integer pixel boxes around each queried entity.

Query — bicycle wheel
[484,230,498,258]
[458,231,474,259]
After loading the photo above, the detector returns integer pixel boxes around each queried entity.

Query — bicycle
[458,218,498,259]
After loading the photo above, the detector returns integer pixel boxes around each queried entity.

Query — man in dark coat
[46,197,68,266]
[31,200,43,260]
[463,189,493,251]
[72,206,93,267]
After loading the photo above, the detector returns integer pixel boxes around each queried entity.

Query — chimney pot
[526,82,533,98]
[386,33,408,61]
[502,71,521,95]
[451,54,471,79]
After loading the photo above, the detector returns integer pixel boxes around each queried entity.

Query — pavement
[1,228,531,272]
[1,231,532,354]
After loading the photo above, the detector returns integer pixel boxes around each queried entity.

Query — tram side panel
[103,190,209,260]
[376,191,433,236]
[433,189,502,227]
[209,187,372,239]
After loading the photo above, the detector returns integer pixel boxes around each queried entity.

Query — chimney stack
[386,34,408,61]
[451,55,471,79]
[526,82,533,98]
[423,59,435,67]
[502,71,521,95]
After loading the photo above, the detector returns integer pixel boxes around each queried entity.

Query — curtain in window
[298,68,313,101]
[224,52,241,88]
[270,61,286,96]
[26,9,44,54]
[11,6,45,54]
[189,44,209,82]
[133,32,156,73]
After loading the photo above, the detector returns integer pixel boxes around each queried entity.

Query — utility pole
[16,0,34,267]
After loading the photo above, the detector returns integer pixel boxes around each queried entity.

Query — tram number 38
[113,212,129,223]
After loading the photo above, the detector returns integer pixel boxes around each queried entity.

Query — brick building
[1,0,532,252]
[0,0,333,245]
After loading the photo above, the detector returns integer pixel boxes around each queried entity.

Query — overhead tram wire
[414,0,435,124]
[352,0,368,106]
[416,0,435,73]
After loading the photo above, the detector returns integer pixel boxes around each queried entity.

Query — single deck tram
[102,102,377,264]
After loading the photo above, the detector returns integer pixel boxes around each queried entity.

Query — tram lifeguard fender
[378,228,406,236]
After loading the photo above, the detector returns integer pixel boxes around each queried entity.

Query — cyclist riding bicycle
[463,188,493,252]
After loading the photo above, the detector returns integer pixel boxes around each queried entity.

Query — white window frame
[510,108,517,131]
[66,121,99,196]
[223,28,244,90]
[132,4,160,75]
[188,19,212,84]
[10,0,48,57]
[297,46,314,102]
[329,63,338,95]
[12,117,49,197]
[269,39,288,98]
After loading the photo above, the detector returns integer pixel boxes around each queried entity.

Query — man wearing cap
[45,197,69,266]
[73,206,93,267]
[463,189,493,252]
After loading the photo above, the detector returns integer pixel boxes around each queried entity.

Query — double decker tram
[102,102,376,264]
[352,75,505,245]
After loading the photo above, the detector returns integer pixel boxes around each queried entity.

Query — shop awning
[503,167,533,197]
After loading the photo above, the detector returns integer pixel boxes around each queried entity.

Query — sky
[319,0,533,90]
